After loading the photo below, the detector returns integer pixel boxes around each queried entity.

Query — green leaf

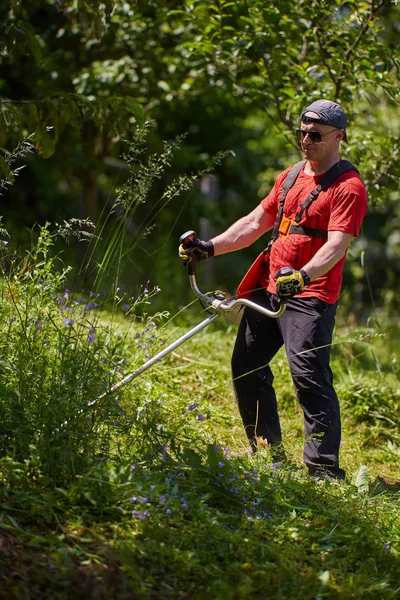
[0,155,11,181]
[182,448,202,468]
[157,80,171,92]
[318,570,330,584]
[124,97,144,123]
[33,126,57,159]
[351,464,369,494]
[16,21,43,63]
[7,514,20,529]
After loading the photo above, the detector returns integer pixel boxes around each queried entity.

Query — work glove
[274,266,310,297]
[178,238,214,266]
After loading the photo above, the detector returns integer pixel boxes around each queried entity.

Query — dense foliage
[0,0,399,310]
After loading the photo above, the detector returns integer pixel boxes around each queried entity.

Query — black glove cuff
[299,269,310,286]
[204,240,214,256]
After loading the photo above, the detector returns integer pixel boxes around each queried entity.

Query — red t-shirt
[260,163,368,304]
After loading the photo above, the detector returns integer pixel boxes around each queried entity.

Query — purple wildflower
[218,461,225,468]
[188,403,199,412]
[197,414,205,421]
[166,508,172,515]
[85,302,99,311]
[63,318,74,326]
[130,465,136,471]
[132,510,150,519]
[34,321,44,333]
[159,495,167,505]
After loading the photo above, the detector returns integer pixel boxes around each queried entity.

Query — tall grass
[0,222,133,481]
[0,126,230,485]
[81,121,231,296]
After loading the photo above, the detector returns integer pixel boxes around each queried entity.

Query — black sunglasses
[296,128,340,143]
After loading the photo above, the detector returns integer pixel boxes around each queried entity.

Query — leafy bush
[0,223,166,483]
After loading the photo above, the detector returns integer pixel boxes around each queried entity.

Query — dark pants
[231,289,345,478]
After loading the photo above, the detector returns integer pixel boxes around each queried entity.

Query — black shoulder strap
[267,160,306,250]
[319,160,359,190]
[294,160,359,223]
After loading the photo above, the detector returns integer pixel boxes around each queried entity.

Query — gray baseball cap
[301,100,348,141]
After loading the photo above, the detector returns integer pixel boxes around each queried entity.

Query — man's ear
[337,129,345,141]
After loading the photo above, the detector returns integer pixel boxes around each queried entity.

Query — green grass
[0,217,398,599]
[0,296,399,599]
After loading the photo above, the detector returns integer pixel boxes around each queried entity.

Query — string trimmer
[95,231,285,402]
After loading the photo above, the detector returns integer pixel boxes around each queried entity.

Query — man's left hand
[178,238,214,265]
[274,266,309,297]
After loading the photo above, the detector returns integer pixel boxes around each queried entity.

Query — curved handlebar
[187,254,286,319]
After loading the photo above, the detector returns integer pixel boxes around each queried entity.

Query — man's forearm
[302,231,353,281]
[211,206,275,256]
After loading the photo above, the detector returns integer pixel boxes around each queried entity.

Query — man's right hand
[178,238,214,265]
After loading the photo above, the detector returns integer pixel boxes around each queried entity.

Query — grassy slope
[0,313,399,600]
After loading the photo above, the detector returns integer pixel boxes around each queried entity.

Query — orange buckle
[278,215,292,236]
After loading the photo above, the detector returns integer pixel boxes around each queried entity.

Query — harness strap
[267,160,306,251]
[294,160,359,224]
[289,224,328,239]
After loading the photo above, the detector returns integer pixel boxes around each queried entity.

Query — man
[179,100,368,480]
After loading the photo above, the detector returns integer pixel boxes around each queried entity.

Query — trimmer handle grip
[179,230,198,248]
[179,230,198,275]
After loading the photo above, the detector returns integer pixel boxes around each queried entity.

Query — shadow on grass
[0,466,399,600]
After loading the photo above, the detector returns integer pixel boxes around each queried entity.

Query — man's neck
[304,154,341,176]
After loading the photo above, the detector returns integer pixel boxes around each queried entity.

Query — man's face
[298,112,344,163]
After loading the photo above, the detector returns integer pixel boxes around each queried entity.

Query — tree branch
[335,0,389,98]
